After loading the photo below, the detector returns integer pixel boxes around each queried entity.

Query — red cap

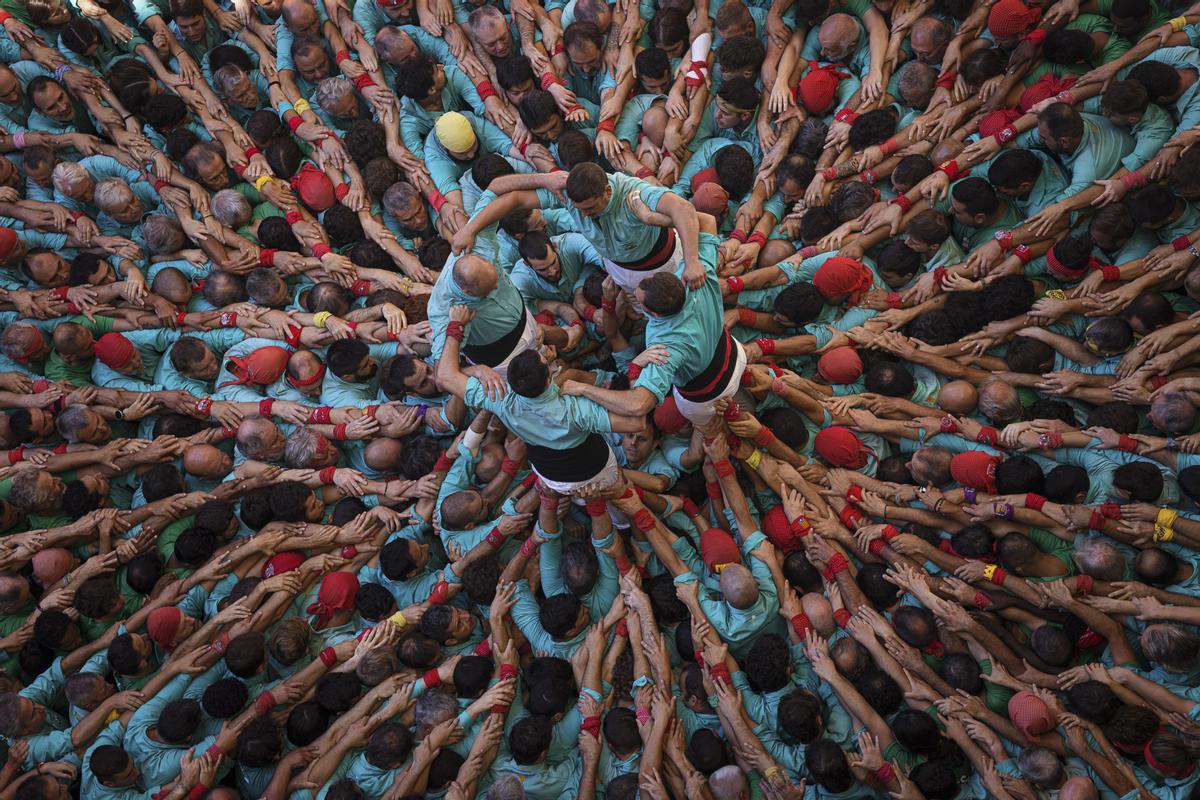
[92,332,135,369]
[692,182,731,216]
[817,347,863,384]
[0,227,17,259]
[814,426,871,469]
[306,572,360,630]
[700,527,741,573]
[950,451,1002,493]
[262,551,306,578]
[798,63,847,114]
[689,167,720,194]
[813,257,873,305]
[1008,691,1053,736]
[291,164,338,212]
[987,0,1041,37]
[653,395,689,435]
[147,607,183,650]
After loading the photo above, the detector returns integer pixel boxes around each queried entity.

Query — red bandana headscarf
[307,572,360,629]
[218,346,291,390]
[797,63,848,114]
[93,332,135,369]
[813,258,873,305]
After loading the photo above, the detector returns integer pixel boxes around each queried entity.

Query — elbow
[631,392,657,417]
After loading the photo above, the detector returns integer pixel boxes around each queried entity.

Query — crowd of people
[0,0,1197,794]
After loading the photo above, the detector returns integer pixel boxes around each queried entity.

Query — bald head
[237,417,282,461]
[453,255,500,297]
[151,267,192,305]
[937,380,978,414]
[363,438,404,472]
[801,592,835,635]
[719,564,759,610]
[52,322,92,357]
[282,0,317,28]
[708,766,749,800]
[818,13,858,60]
[183,444,231,478]
[1059,776,1098,800]
[287,350,324,392]
[978,377,1022,425]
[910,17,951,62]
[910,445,953,486]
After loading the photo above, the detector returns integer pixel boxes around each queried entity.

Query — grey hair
[486,776,526,800]
[283,428,322,468]
[93,178,133,213]
[313,77,353,112]
[213,63,247,96]
[468,4,504,31]
[355,647,398,686]
[1016,746,1063,788]
[1072,537,1125,582]
[413,689,457,732]
[1141,623,1200,672]
[211,189,252,228]
[977,376,1022,425]
[55,404,91,443]
[142,214,186,255]
[382,181,419,217]
[51,161,89,194]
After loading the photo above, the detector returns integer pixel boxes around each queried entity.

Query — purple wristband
[964,488,977,503]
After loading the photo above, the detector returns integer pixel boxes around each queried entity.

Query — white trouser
[672,339,748,426]
[533,445,620,494]
[467,312,538,380]
[602,232,683,297]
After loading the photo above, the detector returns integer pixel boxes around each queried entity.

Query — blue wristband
[278,100,294,115]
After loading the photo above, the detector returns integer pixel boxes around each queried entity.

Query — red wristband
[311,243,332,258]
[833,608,851,627]
[994,124,1019,144]
[318,466,337,485]
[434,453,454,472]
[753,427,775,447]
[791,613,813,638]
[1118,435,1138,452]
[632,508,656,532]
[254,691,277,713]
[596,118,616,134]
[288,114,304,132]
[331,423,348,440]
[6,447,23,465]
[475,80,498,101]
[713,459,735,478]
[705,481,722,501]
[500,457,520,476]
[627,363,642,381]
[285,210,303,224]
[259,398,274,418]
[423,669,442,689]
[1025,493,1046,511]
[319,647,337,667]
[889,195,913,212]
[755,337,776,355]
[309,407,332,424]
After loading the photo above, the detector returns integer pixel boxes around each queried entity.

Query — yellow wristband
[253,174,271,191]
[313,311,332,328]
[982,564,998,581]
[388,610,408,629]
[745,449,763,470]
[1170,15,1187,31]
[1154,525,1175,542]
[1157,508,1179,529]
[1044,289,1068,301]
[293,99,311,114]
[764,766,781,781]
